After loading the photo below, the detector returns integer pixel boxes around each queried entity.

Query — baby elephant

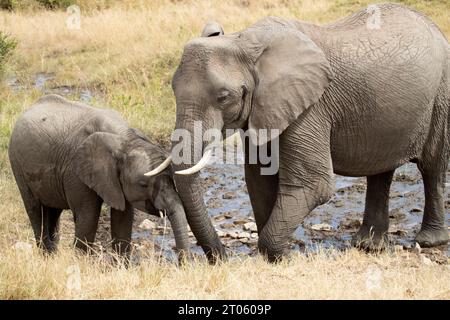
[9,94,189,258]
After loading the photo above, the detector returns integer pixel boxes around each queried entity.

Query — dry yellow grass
[0,0,449,300]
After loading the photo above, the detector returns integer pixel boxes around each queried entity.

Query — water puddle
[6,73,94,103]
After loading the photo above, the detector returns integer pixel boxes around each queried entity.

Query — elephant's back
[10,95,94,158]
[314,4,448,175]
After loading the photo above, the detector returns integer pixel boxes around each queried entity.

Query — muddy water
[6,73,94,103]
[134,158,449,260]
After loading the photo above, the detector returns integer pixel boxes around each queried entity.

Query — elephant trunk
[171,120,226,263]
[165,200,190,263]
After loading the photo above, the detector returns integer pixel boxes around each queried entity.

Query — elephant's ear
[243,17,333,145]
[74,132,126,211]
[201,21,224,37]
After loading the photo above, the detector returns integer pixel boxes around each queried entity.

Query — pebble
[250,232,259,239]
[333,199,344,207]
[311,223,333,231]
[243,222,258,232]
[340,219,361,229]
[227,231,239,239]
[139,219,156,230]
[217,230,227,237]
[410,207,423,213]
[213,214,226,222]
[389,209,406,220]
[224,211,238,218]
[238,232,251,239]
[412,242,421,254]
[420,254,434,266]
[222,191,237,199]
[220,223,235,229]
[389,228,407,236]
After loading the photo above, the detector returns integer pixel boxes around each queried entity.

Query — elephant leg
[110,203,133,258]
[257,117,334,262]
[415,96,449,247]
[352,170,394,250]
[244,139,279,232]
[42,206,63,253]
[68,188,102,254]
[13,172,50,252]
[244,163,278,232]
[415,166,449,247]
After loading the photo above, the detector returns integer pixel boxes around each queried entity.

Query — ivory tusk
[144,156,172,176]
[175,149,213,175]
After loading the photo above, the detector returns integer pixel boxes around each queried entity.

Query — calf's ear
[74,132,126,211]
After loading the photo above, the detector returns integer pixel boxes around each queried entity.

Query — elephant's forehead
[182,36,237,64]
[128,149,150,164]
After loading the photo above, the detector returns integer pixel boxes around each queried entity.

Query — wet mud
[131,160,449,261]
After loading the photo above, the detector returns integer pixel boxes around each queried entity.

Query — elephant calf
[8,94,189,258]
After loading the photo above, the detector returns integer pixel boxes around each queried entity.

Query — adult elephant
[148,3,449,262]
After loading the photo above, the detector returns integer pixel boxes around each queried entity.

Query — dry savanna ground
[0,0,449,299]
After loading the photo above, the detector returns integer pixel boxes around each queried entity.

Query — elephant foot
[351,225,388,252]
[258,240,289,263]
[415,226,449,248]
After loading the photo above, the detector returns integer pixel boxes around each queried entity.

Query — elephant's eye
[217,91,230,104]
[138,180,148,188]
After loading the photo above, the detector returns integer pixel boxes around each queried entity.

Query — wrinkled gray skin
[172,3,449,262]
[9,94,189,259]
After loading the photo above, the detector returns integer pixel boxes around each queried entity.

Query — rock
[389,209,406,220]
[311,223,333,231]
[224,211,238,218]
[389,228,407,236]
[390,191,403,198]
[227,231,239,239]
[410,207,423,213]
[420,254,434,266]
[225,239,243,247]
[243,222,258,232]
[213,214,226,222]
[333,199,344,207]
[237,231,251,239]
[139,219,156,230]
[412,242,421,254]
[14,241,32,252]
[220,223,235,229]
[340,219,361,230]
[233,219,247,225]
[217,230,227,237]
[222,191,237,199]
[250,232,259,239]
[153,227,170,235]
